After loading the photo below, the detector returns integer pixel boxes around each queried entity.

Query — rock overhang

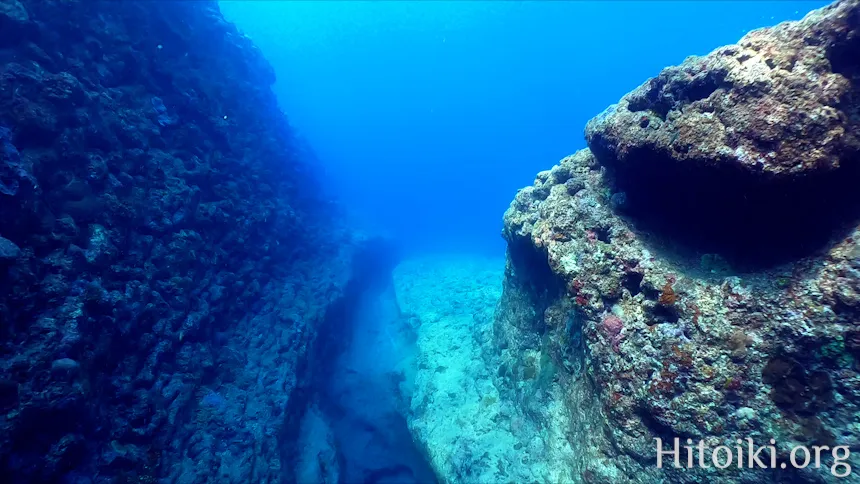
[584,0,860,270]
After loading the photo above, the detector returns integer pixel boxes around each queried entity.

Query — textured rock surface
[0,1,364,483]
[586,0,860,268]
[586,0,859,178]
[496,1,860,483]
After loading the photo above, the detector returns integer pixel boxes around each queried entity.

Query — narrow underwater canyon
[2,0,860,484]
[291,241,437,484]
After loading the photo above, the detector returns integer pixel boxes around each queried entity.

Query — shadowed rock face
[0,1,363,483]
[585,0,860,269]
[496,1,860,483]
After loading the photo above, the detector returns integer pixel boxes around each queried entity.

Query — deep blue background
[219,0,827,256]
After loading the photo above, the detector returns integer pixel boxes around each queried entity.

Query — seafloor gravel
[394,255,576,483]
[394,256,512,482]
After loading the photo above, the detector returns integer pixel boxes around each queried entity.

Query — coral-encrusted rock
[499,149,860,484]
[582,0,860,270]
[495,2,860,484]
[586,0,859,179]
[0,1,362,483]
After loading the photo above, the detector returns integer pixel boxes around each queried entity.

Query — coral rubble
[495,1,860,483]
[394,256,546,483]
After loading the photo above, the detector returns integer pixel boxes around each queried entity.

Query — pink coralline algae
[602,314,625,351]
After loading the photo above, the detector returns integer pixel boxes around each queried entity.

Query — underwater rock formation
[296,240,437,484]
[496,1,860,483]
[0,1,365,483]
[586,0,860,269]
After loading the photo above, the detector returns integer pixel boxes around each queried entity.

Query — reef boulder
[586,0,859,179]
[495,1,860,483]
[586,0,860,269]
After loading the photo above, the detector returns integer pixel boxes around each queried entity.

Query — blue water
[219,0,827,257]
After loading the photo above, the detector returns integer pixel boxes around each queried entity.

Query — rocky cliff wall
[495,1,860,483]
[0,1,363,483]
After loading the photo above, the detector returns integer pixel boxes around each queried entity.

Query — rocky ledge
[495,1,860,483]
[587,0,860,269]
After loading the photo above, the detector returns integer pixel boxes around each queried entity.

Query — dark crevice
[622,271,644,296]
[626,79,672,120]
[601,146,860,271]
[594,225,612,244]
[509,237,564,298]
[282,238,437,484]
[281,239,398,474]
[826,5,860,79]
[649,303,680,325]
[626,70,730,121]
[507,236,565,334]
[683,76,722,104]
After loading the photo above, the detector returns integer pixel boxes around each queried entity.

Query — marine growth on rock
[495,1,860,483]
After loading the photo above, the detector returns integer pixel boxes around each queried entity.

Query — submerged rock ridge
[497,1,860,483]
[0,1,363,483]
